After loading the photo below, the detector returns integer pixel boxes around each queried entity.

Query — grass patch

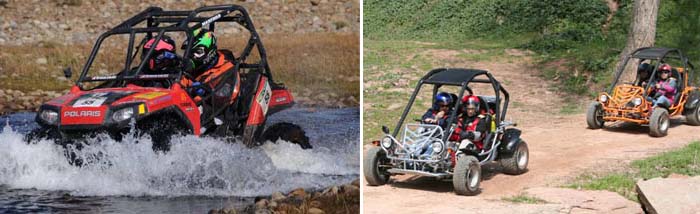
[0,33,359,103]
[559,97,583,114]
[502,194,547,204]
[567,141,700,201]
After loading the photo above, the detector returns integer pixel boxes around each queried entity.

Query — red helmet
[658,63,672,73]
[142,36,177,71]
[461,95,480,113]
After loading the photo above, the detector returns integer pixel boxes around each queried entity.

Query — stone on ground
[636,176,700,214]
[524,187,641,214]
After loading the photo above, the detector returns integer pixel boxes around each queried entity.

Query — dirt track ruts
[362,54,700,213]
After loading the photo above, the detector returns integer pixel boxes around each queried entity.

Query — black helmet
[183,29,218,69]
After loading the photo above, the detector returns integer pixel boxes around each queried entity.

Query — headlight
[39,110,59,125]
[112,107,134,122]
[381,137,393,148]
[431,142,443,154]
[599,95,608,103]
[633,98,642,106]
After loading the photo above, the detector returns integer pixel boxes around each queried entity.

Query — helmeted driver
[647,63,677,108]
[422,92,453,127]
[142,35,179,74]
[450,95,491,150]
[179,29,237,133]
[180,29,235,97]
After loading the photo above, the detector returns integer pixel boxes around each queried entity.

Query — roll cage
[610,47,695,98]
[392,68,510,142]
[75,4,274,89]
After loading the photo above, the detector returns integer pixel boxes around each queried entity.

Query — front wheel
[262,122,311,149]
[363,147,391,186]
[649,108,669,137]
[586,102,605,129]
[453,155,481,196]
[498,141,529,175]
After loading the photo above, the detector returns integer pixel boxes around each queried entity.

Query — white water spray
[0,123,358,197]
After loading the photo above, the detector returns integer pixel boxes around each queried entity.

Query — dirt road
[362,52,700,213]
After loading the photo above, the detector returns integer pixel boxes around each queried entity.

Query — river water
[0,107,360,213]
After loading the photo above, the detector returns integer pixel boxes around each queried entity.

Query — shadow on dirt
[386,162,516,194]
[599,118,684,135]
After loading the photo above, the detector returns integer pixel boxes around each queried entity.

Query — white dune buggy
[363,68,529,196]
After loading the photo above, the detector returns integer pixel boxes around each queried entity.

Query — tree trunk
[615,0,660,82]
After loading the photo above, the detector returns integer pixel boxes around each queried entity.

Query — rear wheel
[684,101,700,126]
[453,155,481,196]
[262,122,311,149]
[586,102,604,129]
[649,108,669,137]
[363,147,391,186]
[498,141,529,175]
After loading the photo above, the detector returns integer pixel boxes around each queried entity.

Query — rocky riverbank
[0,0,359,45]
[209,179,360,214]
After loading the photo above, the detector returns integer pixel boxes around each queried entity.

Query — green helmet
[184,29,218,68]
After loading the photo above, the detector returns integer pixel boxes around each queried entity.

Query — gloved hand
[460,131,475,140]
[189,82,210,97]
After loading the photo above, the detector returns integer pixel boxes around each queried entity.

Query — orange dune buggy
[587,47,700,137]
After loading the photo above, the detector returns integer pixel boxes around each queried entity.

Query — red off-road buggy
[29,5,310,150]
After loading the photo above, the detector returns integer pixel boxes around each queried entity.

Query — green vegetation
[567,141,700,201]
[502,194,548,204]
[365,0,700,96]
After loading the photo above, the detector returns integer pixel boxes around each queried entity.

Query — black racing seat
[218,49,237,62]
[477,96,499,114]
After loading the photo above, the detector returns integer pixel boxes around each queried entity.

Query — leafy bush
[364,0,700,94]
[364,0,609,41]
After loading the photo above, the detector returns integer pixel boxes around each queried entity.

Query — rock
[307,208,325,214]
[351,179,360,187]
[342,184,359,194]
[310,200,322,208]
[22,101,32,109]
[29,90,42,96]
[255,199,268,210]
[59,23,70,31]
[267,201,277,208]
[345,96,358,106]
[636,176,700,214]
[271,192,285,201]
[289,188,306,199]
[8,103,19,110]
[9,90,21,97]
[322,186,339,196]
[312,192,324,199]
[524,187,641,213]
[310,0,320,6]
[254,209,271,214]
[36,57,48,64]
